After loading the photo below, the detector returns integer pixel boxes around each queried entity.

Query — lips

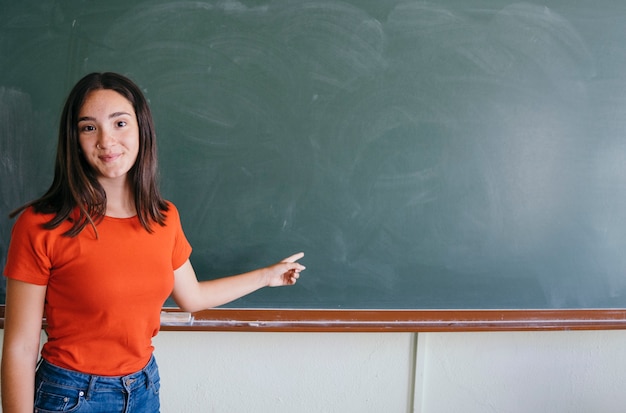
[99,153,121,162]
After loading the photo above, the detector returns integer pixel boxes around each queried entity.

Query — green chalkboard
[2,0,626,309]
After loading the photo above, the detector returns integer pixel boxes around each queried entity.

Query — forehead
[79,89,135,116]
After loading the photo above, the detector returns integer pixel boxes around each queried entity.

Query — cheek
[128,134,141,159]
[78,137,91,154]
[127,138,139,156]
[77,139,97,167]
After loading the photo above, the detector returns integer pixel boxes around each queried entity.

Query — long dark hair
[10,72,169,236]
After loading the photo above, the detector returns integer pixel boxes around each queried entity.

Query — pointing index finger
[282,252,304,263]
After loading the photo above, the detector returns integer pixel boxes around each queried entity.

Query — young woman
[1,72,305,412]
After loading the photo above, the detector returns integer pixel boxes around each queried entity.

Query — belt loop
[143,359,153,389]
[86,375,98,400]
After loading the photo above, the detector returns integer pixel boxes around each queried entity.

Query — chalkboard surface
[2,0,626,309]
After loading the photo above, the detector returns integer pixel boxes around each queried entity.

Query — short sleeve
[3,208,52,286]
[167,203,193,270]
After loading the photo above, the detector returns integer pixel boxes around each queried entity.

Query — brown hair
[10,72,169,236]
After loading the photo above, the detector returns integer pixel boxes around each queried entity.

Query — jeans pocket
[34,381,84,413]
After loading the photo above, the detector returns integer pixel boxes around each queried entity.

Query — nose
[96,127,116,149]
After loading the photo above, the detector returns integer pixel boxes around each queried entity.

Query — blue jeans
[34,356,160,412]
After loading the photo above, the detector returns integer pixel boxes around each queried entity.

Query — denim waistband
[36,355,159,396]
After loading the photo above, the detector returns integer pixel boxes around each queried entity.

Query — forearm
[1,347,38,412]
[187,268,268,311]
[1,279,47,412]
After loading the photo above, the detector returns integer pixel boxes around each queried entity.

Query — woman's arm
[1,278,47,413]
[171,252,305,312]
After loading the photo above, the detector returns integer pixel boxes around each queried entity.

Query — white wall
[154,332,415,412]
[415,330,626,413]
[2,329,626,412]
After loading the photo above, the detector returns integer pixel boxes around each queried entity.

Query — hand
[266,252,306,287]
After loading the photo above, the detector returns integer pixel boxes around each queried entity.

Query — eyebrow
[78,112,133,122]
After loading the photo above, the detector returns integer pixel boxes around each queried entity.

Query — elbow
[172,295,208,313]
[172,298,194,313]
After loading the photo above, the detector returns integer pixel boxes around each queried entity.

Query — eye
[80,124,96,132]
[116,120,127,128]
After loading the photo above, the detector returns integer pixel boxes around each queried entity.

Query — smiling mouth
[99,154,121,162]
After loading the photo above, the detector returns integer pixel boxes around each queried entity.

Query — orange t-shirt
[3,203,192,376]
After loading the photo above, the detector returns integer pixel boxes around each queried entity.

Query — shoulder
[163,200,179,215]
[162,201,183,223]
[13,206,52,230]
[164,200,177,210]
[8,208,57,260]
[11,206,76,238]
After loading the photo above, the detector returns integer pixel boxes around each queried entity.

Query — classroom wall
[3,329,623,412]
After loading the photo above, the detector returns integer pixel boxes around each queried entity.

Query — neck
[99,177,136,218]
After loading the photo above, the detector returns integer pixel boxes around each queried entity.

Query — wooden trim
[2,306,626,332]
[163,308,626,332]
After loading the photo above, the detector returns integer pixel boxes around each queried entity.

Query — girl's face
[78,89,140,183]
